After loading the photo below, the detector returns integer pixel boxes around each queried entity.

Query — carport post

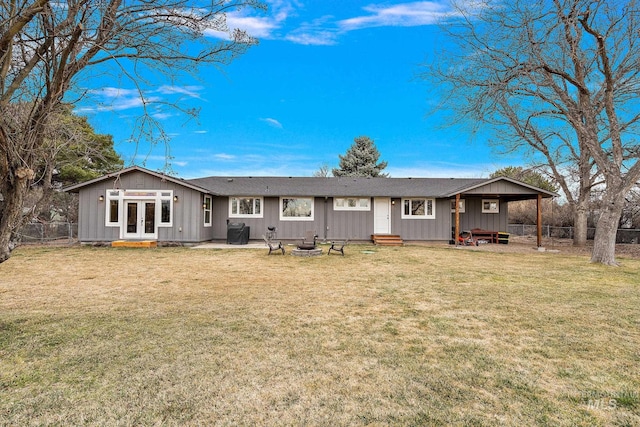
[455,193,461,246]
[537,193,543,247]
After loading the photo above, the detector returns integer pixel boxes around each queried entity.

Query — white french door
[123,200,157,239]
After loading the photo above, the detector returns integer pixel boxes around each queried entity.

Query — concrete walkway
[191,242,268,249]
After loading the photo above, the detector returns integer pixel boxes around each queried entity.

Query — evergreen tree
[332,136,388,177]
[490,167,558,193]
[46,104,124,187]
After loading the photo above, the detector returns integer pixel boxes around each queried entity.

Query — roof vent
[227,178,233,182]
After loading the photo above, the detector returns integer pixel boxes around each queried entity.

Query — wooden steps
[111,240,157,248]
[371,234,404,246]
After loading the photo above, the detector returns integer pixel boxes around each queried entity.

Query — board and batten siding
[453,198,508,233]
[210,196,376,242]
[210,197,329,242]
[463,180,535,196]
[391,198,453,241]
[77,170,210,242]
[326,198,373,241]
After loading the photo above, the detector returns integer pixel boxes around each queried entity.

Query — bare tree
[425,0,640,265]
[0,0,264,263]
[312,163,331,177]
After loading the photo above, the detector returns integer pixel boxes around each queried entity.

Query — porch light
[98,195,104,202]
[174,195,178,202]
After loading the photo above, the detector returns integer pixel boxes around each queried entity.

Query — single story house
[64,166,557,246]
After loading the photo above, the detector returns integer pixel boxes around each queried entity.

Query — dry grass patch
[1,244,639,425]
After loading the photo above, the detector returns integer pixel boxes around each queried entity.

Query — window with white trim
[402,198,435,219]
[105,190,121,226]
[229,197,263,218]
[450,199,465,213]
[334,197,370,211]
[159,192,173,226]
[280,197,314,221]
[156,191,174,227]
[482,199,500,213]
[203,195,212,227]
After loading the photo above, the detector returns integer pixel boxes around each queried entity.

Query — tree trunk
[591,200,624,266]
[0,169,32,263]
[573,200,589,246]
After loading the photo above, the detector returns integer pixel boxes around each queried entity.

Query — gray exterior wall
[74,170,516,243]
[208,196,464,242]
[391,198,453,241]
[453,198,509,234]
[77,185,120,242]
[326,200,373,241]
[210,197,330,241]
[77,170,212,242]
[464,180,537,196]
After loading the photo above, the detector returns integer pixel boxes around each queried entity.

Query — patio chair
[458,230,478,246]
[298,231,318,250]
[263,235,285,255]
[327,239,349,256]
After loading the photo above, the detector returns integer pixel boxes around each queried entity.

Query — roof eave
[443,176,559,198]
[63,165,212,194]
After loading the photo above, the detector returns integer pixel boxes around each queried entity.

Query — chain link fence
[14,222,640,245]
[16,222,78,245]
[508,224,640,244]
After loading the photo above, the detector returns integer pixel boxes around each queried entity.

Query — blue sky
[78,1,524,179]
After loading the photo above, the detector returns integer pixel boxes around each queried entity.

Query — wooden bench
[471,229,499,243]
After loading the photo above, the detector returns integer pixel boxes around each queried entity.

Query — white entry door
[374,197,391,234]
[123,200,157,239]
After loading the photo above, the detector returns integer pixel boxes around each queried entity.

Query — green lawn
[1,244,639,426]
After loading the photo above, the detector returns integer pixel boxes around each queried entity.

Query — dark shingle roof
[187,176,488,197]
[63,166,558,199]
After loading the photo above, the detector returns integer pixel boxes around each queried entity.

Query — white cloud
[285,31,337,45]
[77,87,163,113]
[156,85,204,99]
[338,2,452,31]
[77,84,206,115]
[197,1,455,45]
[260,117,283,128]
[204,0,296,40]
[227,15,280,38]
[285,15,339,45]
[152,112,174,120]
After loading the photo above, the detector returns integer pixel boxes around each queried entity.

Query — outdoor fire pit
[292,245,323,257]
